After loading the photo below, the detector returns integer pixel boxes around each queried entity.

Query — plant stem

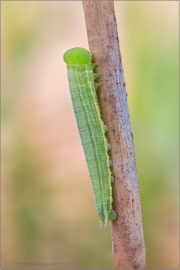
[82,1,146,269]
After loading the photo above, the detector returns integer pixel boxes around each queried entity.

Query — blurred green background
[1,1,179,269]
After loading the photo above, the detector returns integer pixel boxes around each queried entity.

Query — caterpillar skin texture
[63,47,116,226]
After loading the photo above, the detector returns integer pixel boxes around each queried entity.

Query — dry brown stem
[82,1,146,269]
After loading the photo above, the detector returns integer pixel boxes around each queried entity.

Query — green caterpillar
[63,47,116,227]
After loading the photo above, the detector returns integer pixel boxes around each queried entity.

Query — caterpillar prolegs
[63,47,116,227]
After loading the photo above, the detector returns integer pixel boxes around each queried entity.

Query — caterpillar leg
[93,73,99,80]
[108,143,111,150]
[109,160,113,167]
[94,83,101,89]
[108,210,116,221]
[104,125,108,133]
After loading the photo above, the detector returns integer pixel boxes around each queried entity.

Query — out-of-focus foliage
[117,2,179,268]
[1,1,179,269]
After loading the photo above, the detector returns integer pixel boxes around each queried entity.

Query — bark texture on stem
[82,1,146,269]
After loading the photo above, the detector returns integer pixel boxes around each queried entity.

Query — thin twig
[82,1,146,269]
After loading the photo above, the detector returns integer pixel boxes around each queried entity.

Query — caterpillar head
[63,47,92,65]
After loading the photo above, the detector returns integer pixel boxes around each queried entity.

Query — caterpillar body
[63,47,116,227]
